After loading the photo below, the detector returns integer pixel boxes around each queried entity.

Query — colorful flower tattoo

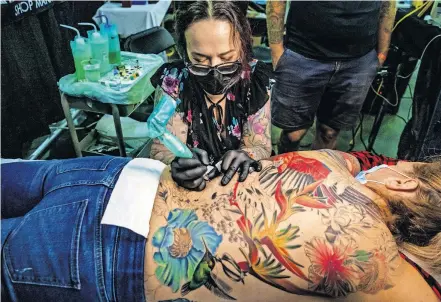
[152,209,222,293]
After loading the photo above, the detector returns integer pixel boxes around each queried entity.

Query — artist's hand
[171,148,209,191]
[219,150,262,186]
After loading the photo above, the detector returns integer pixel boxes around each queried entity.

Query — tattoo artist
[150,1,273,191]
[267,1,396,153]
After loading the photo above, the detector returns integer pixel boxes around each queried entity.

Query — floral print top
[150,59,274,164]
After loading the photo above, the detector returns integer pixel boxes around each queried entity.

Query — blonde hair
[385,161,441,273]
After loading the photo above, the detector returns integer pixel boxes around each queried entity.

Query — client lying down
[1,150,440,301]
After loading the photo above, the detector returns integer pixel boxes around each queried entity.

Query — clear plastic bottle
[79,23,111,75]
[98,15,122,65]
[60,25,91,81]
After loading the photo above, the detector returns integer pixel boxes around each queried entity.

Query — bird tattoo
[181,239,236,300]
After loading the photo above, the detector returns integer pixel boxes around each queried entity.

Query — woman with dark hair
[150,0,273,191]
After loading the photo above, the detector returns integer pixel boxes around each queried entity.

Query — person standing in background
[267,1,397,153]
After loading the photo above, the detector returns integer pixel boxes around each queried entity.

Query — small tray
[58,52,164,105]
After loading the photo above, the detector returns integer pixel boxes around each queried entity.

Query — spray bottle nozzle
[60,24,85,44]
[97,14,111,28]
[78,22,101,39]
[78,22,98,32]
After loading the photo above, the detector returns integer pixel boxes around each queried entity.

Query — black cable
[359,113,369,150]
[346,127,356,152]
[359,112,379,155]
[347,78,382,152]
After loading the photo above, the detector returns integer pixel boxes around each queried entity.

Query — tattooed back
[145,150,437,301]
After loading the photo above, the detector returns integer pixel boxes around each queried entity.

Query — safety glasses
[186,60,241,76]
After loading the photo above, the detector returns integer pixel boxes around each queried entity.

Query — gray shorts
[271,48,378,131]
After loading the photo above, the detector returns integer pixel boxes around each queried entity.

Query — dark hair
[384,161,441,272]
[175,1,253,66]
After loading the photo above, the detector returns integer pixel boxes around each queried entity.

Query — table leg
[110,104,127,157]
[60,93,83,157]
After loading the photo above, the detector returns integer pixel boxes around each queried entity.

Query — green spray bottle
[60,24,91,81]
[78,22,111,75]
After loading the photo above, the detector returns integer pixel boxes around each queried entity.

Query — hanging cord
[204,91,227,131]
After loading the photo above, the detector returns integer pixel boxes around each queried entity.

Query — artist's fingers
[195,179,207,191]
[192,148,210,166]
[238,161,250,182]
[251,160,262,172]
[221,158,241,186]
[173,165,207,182]
[221,152,235,172]
[173,157,202,169]
[181,177,204,190]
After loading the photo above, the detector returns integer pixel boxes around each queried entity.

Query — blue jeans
[1,156,147,302]
[271,48,379,131]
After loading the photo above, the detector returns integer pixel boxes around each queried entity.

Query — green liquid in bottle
[109,51,121,65]
[74,54,89,81]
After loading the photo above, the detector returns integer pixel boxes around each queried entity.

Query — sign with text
[1,0,55,26]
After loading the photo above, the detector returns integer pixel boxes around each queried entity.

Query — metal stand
[60,92,144,157]
[61,93,83,157]
[110,104,127,157]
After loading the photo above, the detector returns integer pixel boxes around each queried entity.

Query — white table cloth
[93,0,172,38]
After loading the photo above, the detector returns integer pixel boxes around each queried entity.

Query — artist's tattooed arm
[266,1,287,69]
[149,113,188,164]
[149,88,189,164]
[377,1,397,61]
[241,100,272,161]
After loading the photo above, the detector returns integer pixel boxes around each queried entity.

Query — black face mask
[194,69,240,95]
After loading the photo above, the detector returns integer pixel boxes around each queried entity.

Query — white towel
[101,158,166,237]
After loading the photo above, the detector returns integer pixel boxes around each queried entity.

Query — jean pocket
[3,199,88,289]
[56,156,117,174]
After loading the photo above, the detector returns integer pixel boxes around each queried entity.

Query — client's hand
[171,148,209,191]
[218,150,262,186]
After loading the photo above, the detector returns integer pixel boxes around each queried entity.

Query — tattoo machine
[146,92,193,158]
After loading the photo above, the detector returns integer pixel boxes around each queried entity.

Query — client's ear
[385,178,419,192]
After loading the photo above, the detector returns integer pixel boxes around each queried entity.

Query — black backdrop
[1,1,103,157]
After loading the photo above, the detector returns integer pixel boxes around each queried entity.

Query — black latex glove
[208,150,262,186]
[171,148,210,191]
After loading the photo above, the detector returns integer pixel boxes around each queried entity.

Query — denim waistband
[99,158,146,302]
